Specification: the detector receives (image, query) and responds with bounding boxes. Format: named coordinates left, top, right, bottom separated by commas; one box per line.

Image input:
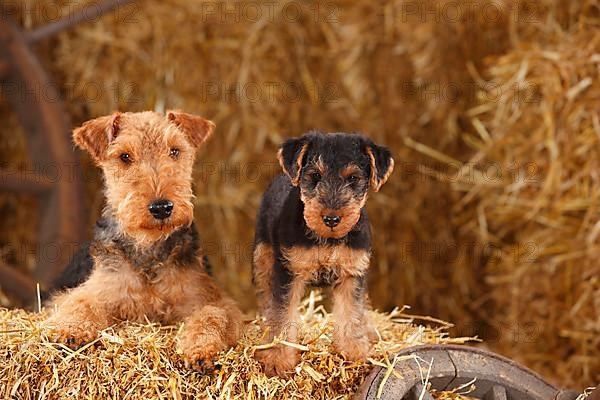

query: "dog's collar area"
left=93, top=217, right=201, bottom=276
left=304, top=227, right=351, bottom=245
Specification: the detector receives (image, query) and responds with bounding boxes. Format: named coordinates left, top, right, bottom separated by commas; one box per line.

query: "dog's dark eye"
left=347, top=175, right=359, bottom=184
left=119, top=153, right=132, bottom=164
left=170, top=148, right=180, bottom=159
left=311, top=172, right=322, bottom=183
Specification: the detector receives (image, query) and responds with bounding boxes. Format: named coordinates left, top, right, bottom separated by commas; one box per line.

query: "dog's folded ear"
left=73, top=112, right=121, bottom=164
left=278, top=138, right=309, bottom=186
left=365, top=141, right=394, bottom=192
left=167, top=110, right=215, bottom=149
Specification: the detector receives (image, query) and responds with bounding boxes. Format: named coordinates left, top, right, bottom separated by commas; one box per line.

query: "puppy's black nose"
left=148, top=199, right=173, bottom=220
left=322, top=215, right=341, bottom=228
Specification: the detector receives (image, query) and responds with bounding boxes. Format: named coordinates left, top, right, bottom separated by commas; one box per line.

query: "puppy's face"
left=73, top=111, right=215, bottom=245
left=279, top=132, right=394, bottom=239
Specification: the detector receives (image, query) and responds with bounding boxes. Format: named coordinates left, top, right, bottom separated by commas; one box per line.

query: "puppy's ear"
left=278, top=138, right=309, bottom=186
left=365, top=141, right=394, bottom=192
left=167, top=110, right=215, bottom=149
left=72, top=112, right=121, bottom=164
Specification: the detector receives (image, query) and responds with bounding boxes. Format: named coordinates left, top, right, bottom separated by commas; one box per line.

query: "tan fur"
left=340, top=163, right=362, bottom=178
left=366, top=146, right=395, bottom=192
left=300, top=194, right=367, bottom=239
left=167, top=110, right=215, bottom=148
left=282, top=245, right=375, bottom=362
left=278, top=143, right=309, bottom=186
left=255, top=276, right=305, bottom=377
left=282, top=245, right=370, bottom=281
left=255, top=245, right=373, bottom=375
left=332, top=277, right=376, bottom=361
left=252, top=243, right=275, bottom=316
left=73, top=113, right=121, bottom=163
left=48, top=111, right=242, bottom=372
left=106, top=112, right=197, bottom=244
left=314, top=156, right=326, bottom=175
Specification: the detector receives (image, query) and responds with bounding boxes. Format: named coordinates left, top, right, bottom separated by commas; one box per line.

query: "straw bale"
left=0, top=292, right=473, bottom=399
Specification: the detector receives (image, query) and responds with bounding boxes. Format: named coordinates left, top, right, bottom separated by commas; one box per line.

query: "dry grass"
left=0, top=292, right=473, bottom=399
left=406, top=2, right=600, bottom=385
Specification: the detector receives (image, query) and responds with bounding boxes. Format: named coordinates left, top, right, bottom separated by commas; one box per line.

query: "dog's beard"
left=304, top=226, right=346, bottom=244
left=105, top=199, right=194, bottom=248
left=301, top=194, right=365, bottom=240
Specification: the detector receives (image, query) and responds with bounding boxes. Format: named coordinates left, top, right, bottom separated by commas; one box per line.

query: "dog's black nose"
left=148, top=199, right=173, bottom=220
left=322, top=215, right=341, bottom=228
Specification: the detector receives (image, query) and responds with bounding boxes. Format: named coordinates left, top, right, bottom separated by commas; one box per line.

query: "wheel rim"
left=0, top=17, right=86, bottom=301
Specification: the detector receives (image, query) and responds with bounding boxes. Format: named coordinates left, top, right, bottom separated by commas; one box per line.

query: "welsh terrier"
left=46, top=111, right=243, bottom=373
left=252, top=131, right=394, bottom=376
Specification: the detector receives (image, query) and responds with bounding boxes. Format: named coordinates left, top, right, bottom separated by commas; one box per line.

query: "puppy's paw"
left=335, top=336, right=372, bottom=362
left=255, top=347, right=299, bottom=378
left=366, top=323, right=379, bottom=344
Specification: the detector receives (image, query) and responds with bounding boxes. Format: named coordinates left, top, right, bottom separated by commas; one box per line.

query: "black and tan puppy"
left=252, top=131, right=394, bottom=376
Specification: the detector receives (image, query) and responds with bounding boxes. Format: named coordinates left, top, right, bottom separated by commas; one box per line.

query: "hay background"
left=0, top=0, right=598, bottom=389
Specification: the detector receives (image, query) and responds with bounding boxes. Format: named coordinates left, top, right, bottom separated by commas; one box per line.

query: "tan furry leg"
left=252, top=242, right=275, bottom=317
left=256, top=276, right=305, bottom=377
left=46, top=263, right=148, bottom=348
left=178, top=298, right=243, bottom=374
left=46, top=284, right=112, bottom=349
left=363, top=292, right=379, bottom=343
left=332, top=276, right=374, bottom=361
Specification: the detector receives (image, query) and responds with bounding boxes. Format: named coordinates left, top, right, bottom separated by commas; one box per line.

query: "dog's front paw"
left=185, top=354, right=219, bottom=374
left=47, top=319, right=98, bottom=349
left=255, top=347, right=299, bottom=378
left=181, top=343, right=222, bottom=375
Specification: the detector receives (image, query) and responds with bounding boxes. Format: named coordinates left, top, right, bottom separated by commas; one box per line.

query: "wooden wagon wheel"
left=0, top=0, right=134, bottom=304
left=355, top=344, right=580, bottom=400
